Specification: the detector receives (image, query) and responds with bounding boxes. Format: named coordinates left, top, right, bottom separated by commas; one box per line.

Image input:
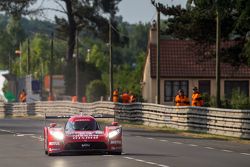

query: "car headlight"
left=50, top=131, right=64, bottom=140
left=108, top=128, right=121, bottom=139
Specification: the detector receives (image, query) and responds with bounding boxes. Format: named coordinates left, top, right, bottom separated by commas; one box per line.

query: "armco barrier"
left=0, top=101, right=249, bottom=139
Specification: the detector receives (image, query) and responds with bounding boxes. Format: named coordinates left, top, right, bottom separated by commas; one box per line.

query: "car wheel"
left=109, top=151, right=122, bottom=155
left=48, top=152, right=57, bottom=156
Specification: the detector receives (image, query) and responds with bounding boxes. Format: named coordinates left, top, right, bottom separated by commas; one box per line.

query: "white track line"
left=221, top=150, right=233, bottom=153
left=240, top=153, right=250, bottom=156
left=204, top=147, right=215, bottom=150
left=0, top=129, right=15, bottom=134
left=160, top=139, right=168, bottom=142
left=31, top=136, right=43, bottom=140
left=16, top=134, right=34, bottom=136
left=124, top=156, right=170, bottom=167
left=103, top=155, right=113, bottom=157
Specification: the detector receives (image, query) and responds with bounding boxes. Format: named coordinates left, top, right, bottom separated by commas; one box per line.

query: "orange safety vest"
left=192, top=92, right=203, bottom=106
left=72, top=96, right=78, bottom=102
left=122, top=93, right=130, bottom=103
left=19, top=92, right=26, bottom=102
left=48, top=95, right=54, bottom=101
left=175, top=95, right=190, bottom=106
left=112, top=90, right=119, bottom=102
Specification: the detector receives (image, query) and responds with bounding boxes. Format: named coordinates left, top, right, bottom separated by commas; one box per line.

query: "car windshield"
left=65, top=120, right=99, bottom=131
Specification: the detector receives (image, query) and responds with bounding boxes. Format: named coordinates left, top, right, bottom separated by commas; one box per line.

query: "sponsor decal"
left=49, top=142, right=60, bottom=146
left=72, top=134, right=99, bottom=140
left=95, top=131, right=104, bottom=135
left=75, top=119, right=91, bottom=122
left=108, top=126, right=119, bottom=130
left=111, top=146, right=122, bottom=150
left=67, top=131, right=96, bottom=135
left=49, top=148, right=61, bottom=151
left=110, top=140, right=122, bottom=145
left=81, top=143, right=90, bottom=148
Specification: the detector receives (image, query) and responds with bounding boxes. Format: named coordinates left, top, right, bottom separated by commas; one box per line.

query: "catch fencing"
left=0, top=101, right=249, bottom=139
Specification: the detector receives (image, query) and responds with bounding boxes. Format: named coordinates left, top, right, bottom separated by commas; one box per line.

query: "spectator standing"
left=121, top=91, right=130, bottom=103
left=19, top=89, right=26, bottom=102
left=175, top=89, right=190, bottom=106
left=191, top=87, right=203, bottom=106
left=112, top=89, right=119, bottom=102
left=129, top=91, right=136, bottom=103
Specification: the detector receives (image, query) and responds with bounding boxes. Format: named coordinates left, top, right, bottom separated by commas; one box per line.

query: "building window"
left=164, top=80, right=189, bottom=102
left=198, top=80, right=211, bottom=96
left=224, top=80, right=249, bottom=99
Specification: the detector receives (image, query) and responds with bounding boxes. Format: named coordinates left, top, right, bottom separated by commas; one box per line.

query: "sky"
left=118, top=0, right=186, bottom=23
left=35, top=0, right=186, bottom=24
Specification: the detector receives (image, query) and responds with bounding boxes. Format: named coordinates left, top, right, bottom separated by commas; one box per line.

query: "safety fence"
left=0, top=101, right=250, bottom=139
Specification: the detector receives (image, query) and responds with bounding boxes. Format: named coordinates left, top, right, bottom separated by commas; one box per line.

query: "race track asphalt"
left=0, top=118, right=249, bottom=167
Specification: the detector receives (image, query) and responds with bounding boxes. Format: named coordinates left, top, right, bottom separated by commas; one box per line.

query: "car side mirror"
left=111, top=122, right=118, bottom=126
left=49, top=123, right=57, bottom=128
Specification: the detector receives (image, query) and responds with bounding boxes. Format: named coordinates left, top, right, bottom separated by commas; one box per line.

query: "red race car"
left=44, top=114, right=122, bottom=156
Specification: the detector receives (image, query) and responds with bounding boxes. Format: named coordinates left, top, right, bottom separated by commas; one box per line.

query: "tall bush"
left=85, top=80, right=107, bottom=102
left=230, top=89, right=250, bottom=109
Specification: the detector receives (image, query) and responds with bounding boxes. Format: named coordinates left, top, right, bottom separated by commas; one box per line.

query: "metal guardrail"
left=0, top=101, right=249, bottom=139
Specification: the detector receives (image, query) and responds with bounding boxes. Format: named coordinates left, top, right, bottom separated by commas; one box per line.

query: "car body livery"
left=44, top=115, right=122, bottom=156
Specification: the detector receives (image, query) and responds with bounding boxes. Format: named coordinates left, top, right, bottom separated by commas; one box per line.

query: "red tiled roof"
left=150, top=40, right=250, bottom=78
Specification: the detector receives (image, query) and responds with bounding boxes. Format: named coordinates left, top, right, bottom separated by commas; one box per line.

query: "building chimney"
left=149, top=20, right=157, bottom=45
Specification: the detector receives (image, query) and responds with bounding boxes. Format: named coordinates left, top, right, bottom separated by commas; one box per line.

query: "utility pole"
left=215, top=5, right=221, bottom=108
left=109, top=17, right=113, bottom=101
left=151, top=0, right=161, bottom=104
left=27, top=38, right=30, bottom=74
left=156, top=7, right=161, bottom=104
left=8, top=53, right=11, bottom=73
left=75, top=29, right=79, bottom=101
left=49, top=32, right=54, bottom=99
left=19, top=43, right=22, bottom=76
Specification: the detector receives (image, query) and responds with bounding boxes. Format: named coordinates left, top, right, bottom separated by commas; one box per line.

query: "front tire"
left=48, top=152, right=57, bottom=156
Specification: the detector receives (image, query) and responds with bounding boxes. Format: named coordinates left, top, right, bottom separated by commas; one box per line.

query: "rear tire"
left=109, top=151, right=122, bottom=155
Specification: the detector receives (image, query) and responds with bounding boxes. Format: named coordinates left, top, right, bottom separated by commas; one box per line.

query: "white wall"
left=0, top=70, right=8, bottom=102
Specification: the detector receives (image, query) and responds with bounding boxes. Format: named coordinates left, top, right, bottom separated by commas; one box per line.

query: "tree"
left=0, top=0, right=37, bottom=17
left=0, top=0, right=37, bottom=71
left=86, top=44, right=108, bottom=72
left=86, top=80, right=107, bottom=102
left=11, top=33, right=66, bottom=78
left=7, top=15, right=26, bottom=49
left=0, top=28, right=12, bottom=69
left=52, top=0, right=121, bottom=61
left=46, top=0, right=122, bottom=97
left=159, top=0, right=250, bottom=107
